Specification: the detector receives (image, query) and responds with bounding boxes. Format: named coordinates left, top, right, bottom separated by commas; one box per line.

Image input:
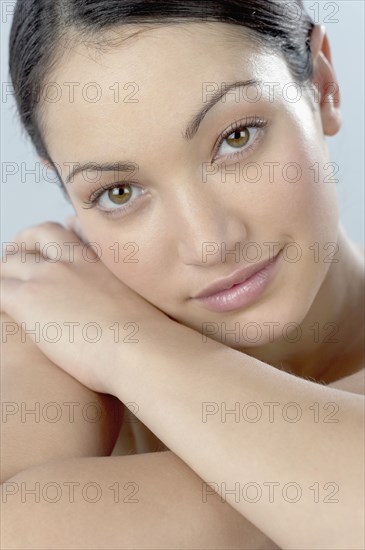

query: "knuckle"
left=13, top=221, right=63, bottom=241
left=10, top=230, right=24, bottom=242
left=38, top=221, right=63, bottom=230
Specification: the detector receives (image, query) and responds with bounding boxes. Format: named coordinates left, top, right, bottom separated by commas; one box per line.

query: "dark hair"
left=9, top=0, right=315, bottom=166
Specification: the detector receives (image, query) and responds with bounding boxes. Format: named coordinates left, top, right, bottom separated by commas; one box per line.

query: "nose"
left=168, top=186, right=249, bottom=267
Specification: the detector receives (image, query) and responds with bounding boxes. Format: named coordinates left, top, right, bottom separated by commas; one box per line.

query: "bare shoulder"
left=327, top=367, right=365, bottom=396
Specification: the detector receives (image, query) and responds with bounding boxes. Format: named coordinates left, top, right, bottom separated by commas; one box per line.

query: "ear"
left=309, top=24, right=341, bottom=136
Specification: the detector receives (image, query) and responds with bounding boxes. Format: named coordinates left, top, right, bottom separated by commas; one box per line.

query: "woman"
left=1, top=1, right=364, bottom=548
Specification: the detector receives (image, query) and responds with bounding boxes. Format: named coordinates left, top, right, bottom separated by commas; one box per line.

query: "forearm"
left=1, top=312, right=123, bottom=482
left=110, top=320, right=365, bottom=550
left=2, top=450, right=280, bottom=550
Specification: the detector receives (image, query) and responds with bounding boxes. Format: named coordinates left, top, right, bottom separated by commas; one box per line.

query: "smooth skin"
left=1, top=310, right=363, bottom=550
left=1, top=21, right=364, bottom=549
left=0, top=311, right=280, bottom=550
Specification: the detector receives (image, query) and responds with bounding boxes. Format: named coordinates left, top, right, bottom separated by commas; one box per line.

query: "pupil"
left=109, top=185, right=131, bottom=204
left=227, top=129, right=249, bottom=148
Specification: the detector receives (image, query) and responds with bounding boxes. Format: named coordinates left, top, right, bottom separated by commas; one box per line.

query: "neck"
left=243, top=224, right=365, bottom=384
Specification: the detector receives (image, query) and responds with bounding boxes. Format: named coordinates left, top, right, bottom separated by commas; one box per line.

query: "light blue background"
left=1, top=0, right=364, bottom=244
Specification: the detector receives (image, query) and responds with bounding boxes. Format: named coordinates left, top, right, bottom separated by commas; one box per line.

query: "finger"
left=9, top=221, right=86, bottom=261
left=1, top=249, right=46, bottom=281
left=12, top=220, right=81, bottom=246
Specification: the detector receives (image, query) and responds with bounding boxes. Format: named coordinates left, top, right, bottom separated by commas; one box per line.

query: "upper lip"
left=192, top=250, right=281, bottom=299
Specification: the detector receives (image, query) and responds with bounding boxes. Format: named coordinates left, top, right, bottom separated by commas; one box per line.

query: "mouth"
left=191, top=249, right=283, bottom=313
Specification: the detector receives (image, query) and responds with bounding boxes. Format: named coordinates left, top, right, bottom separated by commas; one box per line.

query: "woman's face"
left=42, top=22, right=340, bottom=350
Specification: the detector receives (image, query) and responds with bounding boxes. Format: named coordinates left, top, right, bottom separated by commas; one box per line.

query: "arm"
left=109, top=320, right=365, bottom=550
left=325, top=368, right=365, bottom=395
left=0, top=311, right=123, bottom=482
left=2, top=306, right=362, bottom=549
left=1, top=222, right=362, bottom=547
left=0, top=311, right=281, bottom=549
left=2, top=325, right=361, bottom=550
left=2, top=450, right=281, bottom=550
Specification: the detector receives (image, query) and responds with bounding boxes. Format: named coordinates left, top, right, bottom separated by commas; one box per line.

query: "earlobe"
left=321, top=90, right=341, bottom=136
left=310, top=25, right=341, bottom=136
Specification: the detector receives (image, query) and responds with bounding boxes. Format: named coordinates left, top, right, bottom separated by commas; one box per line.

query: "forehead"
left=41, top=22, right=286, bottom=161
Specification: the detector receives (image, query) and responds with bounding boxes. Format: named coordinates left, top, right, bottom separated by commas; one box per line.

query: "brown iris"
left=108, top=185, right=132, bottom=205
left=226, top=129, right=250, bottom=148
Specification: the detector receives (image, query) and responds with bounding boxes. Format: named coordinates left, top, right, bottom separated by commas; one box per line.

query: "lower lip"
left=193, top=250, right=282, bottom=313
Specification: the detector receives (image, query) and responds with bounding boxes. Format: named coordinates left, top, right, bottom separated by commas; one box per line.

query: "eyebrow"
left=65, top=78, right=261, bottom=185
left=65, top=162, right=138, bottom=185
left=184, top=78, right=262, bottom=140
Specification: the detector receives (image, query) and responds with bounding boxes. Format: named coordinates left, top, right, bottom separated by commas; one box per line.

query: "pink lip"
left=192, top=249, right=282, bottom=312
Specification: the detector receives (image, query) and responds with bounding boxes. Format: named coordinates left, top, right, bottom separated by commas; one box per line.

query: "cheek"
left=273, top=161, right=339, bottom=302
left=225, top=125, right=340, bottom=312
left=260, top=143, right=339, bottom=319
left=279, top=152, right=339, bottom=245
left=86, top=232, right=167, bottom=301
left=74, top=210, right=173, bottom=303
left=100, top=246, right=152, bottom=286
left=251, top=128, right=339, bottom=246
left=248, top=98, right=339, bottom=243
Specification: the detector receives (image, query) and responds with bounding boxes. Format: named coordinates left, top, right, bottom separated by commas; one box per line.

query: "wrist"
left=105, top=313, right=179, bottom=396
left=107, top=314, right=223, bottom=399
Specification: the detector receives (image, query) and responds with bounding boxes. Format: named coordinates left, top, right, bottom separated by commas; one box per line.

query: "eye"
left=213, top=116, right=268, bottom=162
left=82, top=181, right=145, bottom=217
left=99, top=184, right=133, bottom=207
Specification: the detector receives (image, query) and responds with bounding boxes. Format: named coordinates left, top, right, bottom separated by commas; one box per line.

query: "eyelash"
left=81, top=179, right=144, bottom=218
left=81, top=114, right=268, bottom=217
left=212, top=115, right=268, bottom=162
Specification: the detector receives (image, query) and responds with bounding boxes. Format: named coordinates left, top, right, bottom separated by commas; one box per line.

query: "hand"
left=1, top=219, right=169, bottom=394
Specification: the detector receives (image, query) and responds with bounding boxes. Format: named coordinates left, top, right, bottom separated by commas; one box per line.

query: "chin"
left=188, top=281, right=318, bottom=351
